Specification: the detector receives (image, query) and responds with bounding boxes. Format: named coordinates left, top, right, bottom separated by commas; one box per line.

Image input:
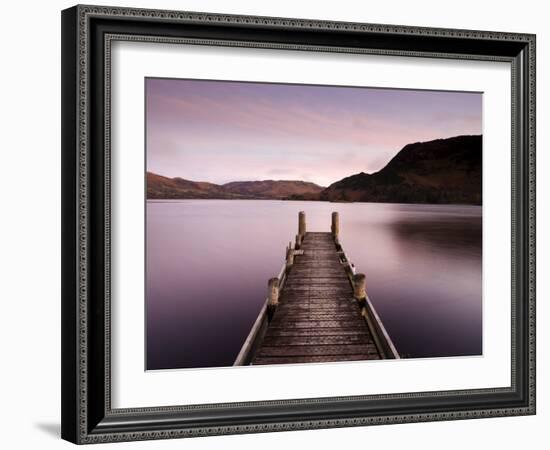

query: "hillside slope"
left=320, top=135, right=482, bottom=205
left=147, top=172, right=325, bottom=200
left=223, top=180, right=323, bottom=200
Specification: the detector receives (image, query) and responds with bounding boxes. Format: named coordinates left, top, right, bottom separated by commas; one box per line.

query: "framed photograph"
left=61, top=5, right=536, bottom=444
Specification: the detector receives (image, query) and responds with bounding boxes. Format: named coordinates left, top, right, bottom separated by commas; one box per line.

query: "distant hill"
left=146, top=172, right=325, bottom=200
left=147, top=172, right=236, bottom=199
left=223, top=180, right=324, bottom=199
left=319, top=135, right=482, bottom=205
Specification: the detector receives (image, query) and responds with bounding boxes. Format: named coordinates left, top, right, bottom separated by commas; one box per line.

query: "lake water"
left=146, top=200, right=482, bottom=370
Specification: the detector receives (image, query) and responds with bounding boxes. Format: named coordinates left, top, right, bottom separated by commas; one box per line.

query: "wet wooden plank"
left=253, top=354, right=380, bottom=365
left=283, top=283, right=351, bottom=290
left=267, top=320, right=365, bottom=329
left=265, top=328, right=369, bottom=337
left=280, top=295, right=353, bottom=301
left=270, top=311, right=363, bottom=320
left=277, top=301, right=356, bottom=308
left=253, top=356, right=380, bottom=365
left=283, top=286, right=352, bottom=293
left=286, top=275, right=348, bottom=281
left=276, top=305, right=359, bottom=314
left=256, top=344, right=376, bottom=357
left=271, top=313, right=362, bottom=322
left=284, top=281, right=349, bottom=287
left=262, top=335, right=372, bottom=346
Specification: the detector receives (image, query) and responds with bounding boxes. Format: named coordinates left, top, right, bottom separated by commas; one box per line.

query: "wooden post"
left=295, top=233, right=301, bottom=250
left=353, top=273, right=366, bottom=301
left=286, top=249, right=295, bottom=273
left=298, top=211, right=306, bottom=237
left=268, top=277, right=280, bottom=306
left=267, top=277, right=279, bottom=321
left=286, top=242, right=293, bottom=259
left=343, top=261, right=353, bottom=278
left=331, top=211, right=339, bottom=237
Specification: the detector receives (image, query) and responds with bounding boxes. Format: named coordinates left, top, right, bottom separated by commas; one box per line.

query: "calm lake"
left=146, top=200, right=482, bottom=370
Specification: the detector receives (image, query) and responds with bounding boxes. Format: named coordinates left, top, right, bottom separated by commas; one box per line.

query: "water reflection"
left=390, top=217, right=481, bottom=254
left=146, top=200, right=482, bottom=369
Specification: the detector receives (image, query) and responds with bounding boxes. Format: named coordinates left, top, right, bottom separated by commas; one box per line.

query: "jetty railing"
left=337, top=244, right=400, bottom=359
left=232, top=264, right=285, bottom=366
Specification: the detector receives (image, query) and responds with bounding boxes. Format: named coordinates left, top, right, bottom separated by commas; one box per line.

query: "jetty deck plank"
left=251, top=232, right=381, bottom=365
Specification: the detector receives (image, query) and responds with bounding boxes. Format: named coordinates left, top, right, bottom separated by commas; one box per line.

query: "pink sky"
left=146, top=78, right=482, bottom=187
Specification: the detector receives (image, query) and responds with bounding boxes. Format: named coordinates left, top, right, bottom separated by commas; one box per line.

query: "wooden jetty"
left=234, top=212, right=399, bottom=366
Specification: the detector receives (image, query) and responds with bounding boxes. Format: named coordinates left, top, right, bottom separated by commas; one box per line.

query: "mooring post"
left=343, top=260, right=353, bottom=278
left=268, top=277, right=279, bottom=305
left=334, top=234, right=341, bottom=251
left=298, top=211, right=306, bottom=242
left=267, top=277, right=280, bottom=321
left=353, top=273, right=367, bottom=301
left=286, top=248, right=295, bottom=273
left=286, top=242, right=293, bottom=259
left=295, top=233, right=301, bottom=250
left=331, top=211, right=339, bottom=237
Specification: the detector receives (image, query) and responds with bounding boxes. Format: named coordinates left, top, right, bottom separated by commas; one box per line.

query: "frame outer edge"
left=77, top=3, right=534, bottom=41
left=64, top=4, right=537, bottom=444
left=527, top=33, right=536, bottom=414
left=61, top=5, right=80, bottom=445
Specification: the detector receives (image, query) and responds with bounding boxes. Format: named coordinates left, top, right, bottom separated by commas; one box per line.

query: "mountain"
left=146, top=172, right=236, bottom=199
left=146, top=172, right=325, bottom=200
left=223, top=180, right=324, bottom=200
left=320, top=135, right=482, bottom=205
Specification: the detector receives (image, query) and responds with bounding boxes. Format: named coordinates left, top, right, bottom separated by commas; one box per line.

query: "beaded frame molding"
left=61, top=4, right=536, bottom=444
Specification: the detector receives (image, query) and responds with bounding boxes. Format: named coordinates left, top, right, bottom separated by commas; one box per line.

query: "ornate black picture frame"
left=61, top=4, right=536, bottom=444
